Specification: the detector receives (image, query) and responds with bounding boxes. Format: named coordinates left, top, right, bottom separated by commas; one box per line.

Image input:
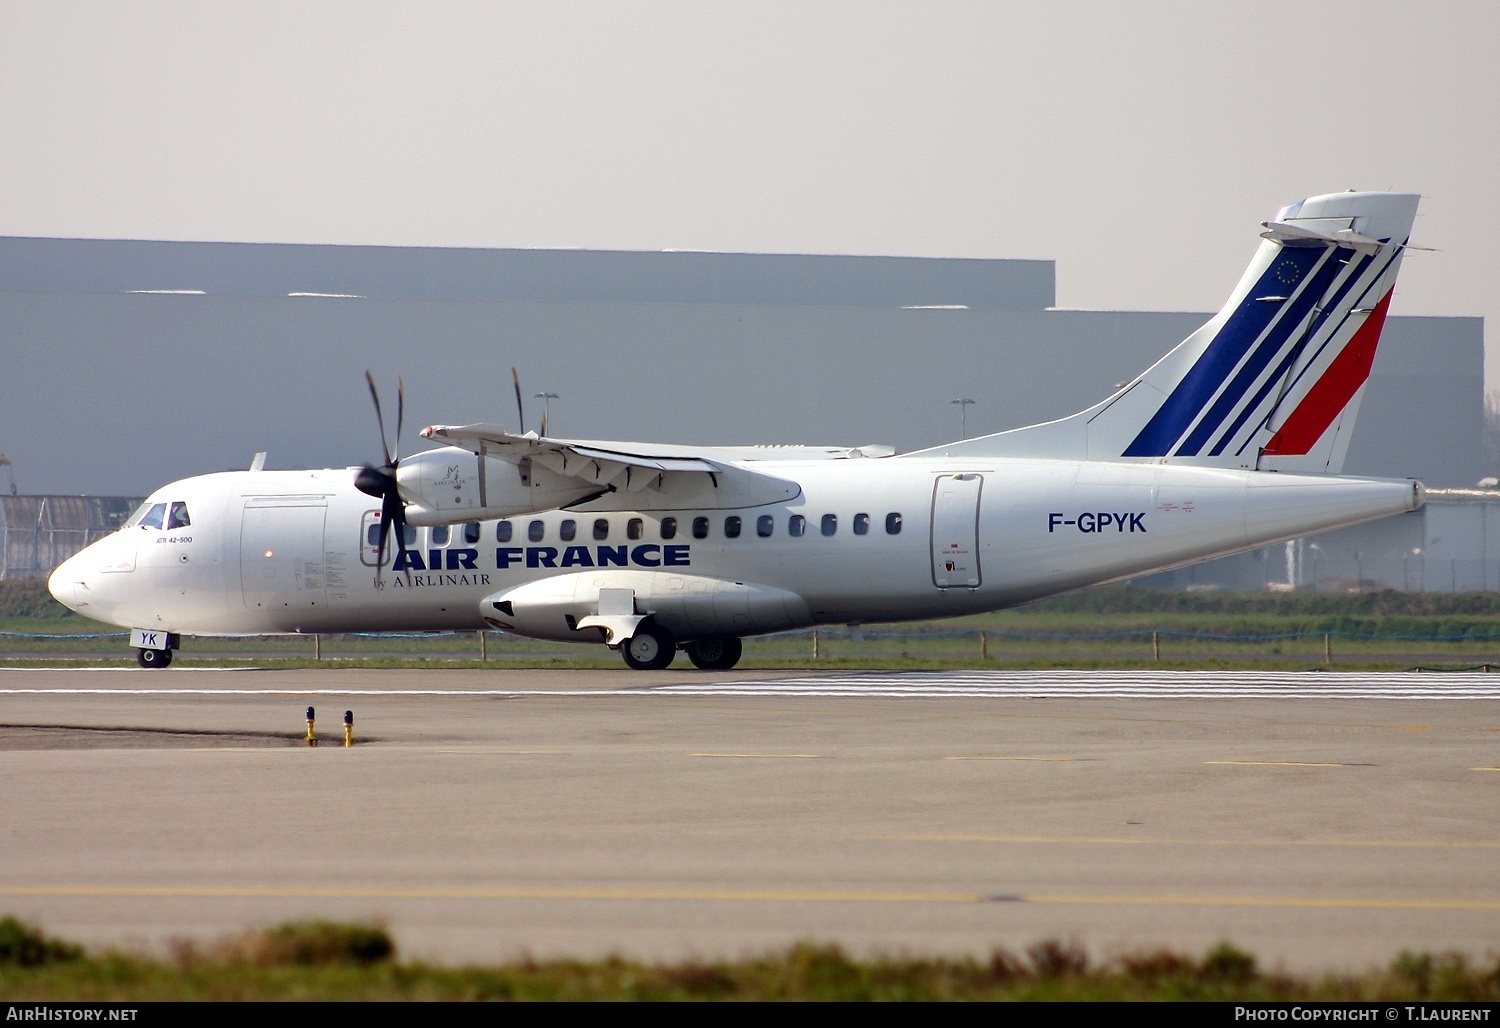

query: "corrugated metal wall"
left=0, top=496, right=141, bottom=579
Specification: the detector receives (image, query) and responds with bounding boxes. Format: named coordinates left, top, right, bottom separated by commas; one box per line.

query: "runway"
left=1, top=665, right=1498, bottom=971
left=9, top=667, right=1500, bottom=698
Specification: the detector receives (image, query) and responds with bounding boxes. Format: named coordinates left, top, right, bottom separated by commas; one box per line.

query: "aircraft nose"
left=48, top=554, right=83, bottom=613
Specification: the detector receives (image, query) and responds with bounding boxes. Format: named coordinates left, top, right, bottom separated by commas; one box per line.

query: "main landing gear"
left=618, top=625, right=744, bottom=672
left=622, top=622, right=676, bottom=670
left=685, top=637, right=742, bottom=670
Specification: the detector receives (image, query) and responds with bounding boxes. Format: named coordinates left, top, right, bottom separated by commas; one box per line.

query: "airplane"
left=49, top=190, right=1426, bottom=671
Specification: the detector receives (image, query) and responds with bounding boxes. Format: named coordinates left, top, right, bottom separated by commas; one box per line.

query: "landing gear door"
left=240, top=499, right=329, bottom=611
left=931, top=474, right=982, bottom=588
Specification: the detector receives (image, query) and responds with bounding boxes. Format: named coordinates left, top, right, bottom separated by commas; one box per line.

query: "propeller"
left=354, top=371, right=412, bottom=580
left=511, top=367, right=526, bottom=434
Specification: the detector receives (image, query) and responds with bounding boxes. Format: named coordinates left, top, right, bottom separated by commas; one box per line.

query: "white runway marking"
left=652, top=670, right=1500, bottom=700
left=2, top=669, right=1499, bottom=699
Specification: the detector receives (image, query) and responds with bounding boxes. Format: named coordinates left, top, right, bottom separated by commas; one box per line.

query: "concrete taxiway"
left=1, top=665, right=1497, bottom=971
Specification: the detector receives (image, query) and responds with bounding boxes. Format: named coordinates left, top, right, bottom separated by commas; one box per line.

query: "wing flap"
left=421, top=423, right=722, bottom=495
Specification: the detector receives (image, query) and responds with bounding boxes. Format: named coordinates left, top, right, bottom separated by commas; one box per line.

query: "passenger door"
left=930, top=474, right=982, bottom=588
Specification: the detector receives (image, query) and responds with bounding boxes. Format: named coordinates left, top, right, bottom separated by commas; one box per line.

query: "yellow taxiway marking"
left=180, top=747, right=297, bottom=752
left=435, top=749, right=568, bottom=755
left=1017, top=894, right=1500, bottom=911
left=2, top=885, right=1497, bottom=911
left=0, top=885, right=963, bottom=904
left=690, top=752, right=822, bottom=759
left=1471, top=767, right=1500, bottom=772
left=871, top=833, right=1500, bottom=849
left=945, top=756, right=1082, bottom=761
left=1205, top=760, right=1359, bottom=767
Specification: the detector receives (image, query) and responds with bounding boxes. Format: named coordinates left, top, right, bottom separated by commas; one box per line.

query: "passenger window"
left=366, top=524, right=381, bottom=547
left=660, top=517, right=678, bottom=540
left=821, top=514, right=837, bottom=537
left=788, top=514, right=806, bottom=538
left=402, top=525, right=417, bottom=547
left=593, top=518, right=610, bottom=541
left=139, top=503, right=166, bottom=530
left=167, top=502, right=191, bottom=530
left=497, top=520, right=513, bottom=543
left=432, top=524, right=450, bottom=546
left=724, top=516, right=741, bottom=539
left=627, top=518, right=643, bottom=540
left=559, top=519, right=577, bottom=542
left=886, top=512, right=903, bottom=535
left=692, top=516, right=709, bottom=539
left=853, top=513, right=870, bottom=536
left=757, top=515, right=774, bottom=538
left=528, top=520, right=545, bottom=542
left=463, top=522, right=481, bottom=545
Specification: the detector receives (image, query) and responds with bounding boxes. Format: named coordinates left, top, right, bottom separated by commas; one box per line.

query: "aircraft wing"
left=421, top=423, right=892, bottom=497
left=421, top=424, right=724, bottom=493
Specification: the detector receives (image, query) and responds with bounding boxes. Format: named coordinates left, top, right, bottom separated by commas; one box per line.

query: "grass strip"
left=2, top=916, right=1498, bottom=1001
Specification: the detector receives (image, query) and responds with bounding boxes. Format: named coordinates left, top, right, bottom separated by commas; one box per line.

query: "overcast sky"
left=3, top=1, right=1496, bottom=388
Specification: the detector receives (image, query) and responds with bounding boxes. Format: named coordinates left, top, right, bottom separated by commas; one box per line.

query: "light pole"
left=534, top=392, right=559, bottom=435
left=951, top=398, right=976, bottom=439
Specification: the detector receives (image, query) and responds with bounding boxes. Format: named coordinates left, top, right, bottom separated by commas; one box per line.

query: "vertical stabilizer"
left=913, top=191, right=1419, bottom=473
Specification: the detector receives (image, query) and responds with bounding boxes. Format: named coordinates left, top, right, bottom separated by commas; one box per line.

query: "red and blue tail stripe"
left=1122, top=246, right=1327, bottom=457
left=1208, top=248, right=1381, bottom=457
left=1262, top=289, right=1393, bottom=456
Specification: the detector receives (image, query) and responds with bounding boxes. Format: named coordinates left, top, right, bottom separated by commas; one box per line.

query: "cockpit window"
left=138, top=503, right=166, bottom=530
left=167, top=502, right=191, bottom=530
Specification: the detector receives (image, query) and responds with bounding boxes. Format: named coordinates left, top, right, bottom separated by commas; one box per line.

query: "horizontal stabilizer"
left=1260, top=220, right=1383, bottom=253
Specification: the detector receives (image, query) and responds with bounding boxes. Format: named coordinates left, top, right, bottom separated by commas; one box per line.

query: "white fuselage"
left=50, top=451, right=1422, bottom=645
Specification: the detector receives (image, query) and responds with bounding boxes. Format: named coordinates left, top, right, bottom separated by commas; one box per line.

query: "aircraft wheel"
left=622, top=623, right=675, bottom=671
left=136, top=647, right=173, bottom=669
left=686, top=637, right=742, bottom=670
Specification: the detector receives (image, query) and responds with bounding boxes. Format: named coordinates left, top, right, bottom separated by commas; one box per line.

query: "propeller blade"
left=361, top=371, right=411, bottom=583
left=394, top=376, right=405, bottom=463
left=374, top=505, right=391, bottom=578
left=385, top=488, right=411, bottom=582
left=365, top=370, right=392, bottom=467
left=512, top=367, right=525, bottom=434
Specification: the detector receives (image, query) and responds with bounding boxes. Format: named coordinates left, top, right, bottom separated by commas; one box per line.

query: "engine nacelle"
left=396, top=447, right=602, bottom=526
left=479, top=570, right=813, bottom=644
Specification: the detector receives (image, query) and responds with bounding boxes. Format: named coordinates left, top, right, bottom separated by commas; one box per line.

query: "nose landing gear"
left=129, top=630, right=179, bottom=669
left=136, top=647, right=173, bottom=669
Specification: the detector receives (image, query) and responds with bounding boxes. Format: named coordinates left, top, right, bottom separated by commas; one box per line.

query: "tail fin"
left=924, top=191, right=1419, bottom=473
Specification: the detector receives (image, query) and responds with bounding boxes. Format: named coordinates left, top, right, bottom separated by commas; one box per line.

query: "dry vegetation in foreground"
left=2, top=916, right=1499, bottom=1001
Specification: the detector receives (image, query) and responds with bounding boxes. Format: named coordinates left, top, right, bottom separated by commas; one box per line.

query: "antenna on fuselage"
left=249, top=452, right=267, bottom=472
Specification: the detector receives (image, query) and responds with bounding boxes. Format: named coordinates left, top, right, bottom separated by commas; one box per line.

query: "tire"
left=621, top=623, right=675, bottom=671
left=136, top=647, right=173, bottom=669
left=686, top=637, right=743, bottom=670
